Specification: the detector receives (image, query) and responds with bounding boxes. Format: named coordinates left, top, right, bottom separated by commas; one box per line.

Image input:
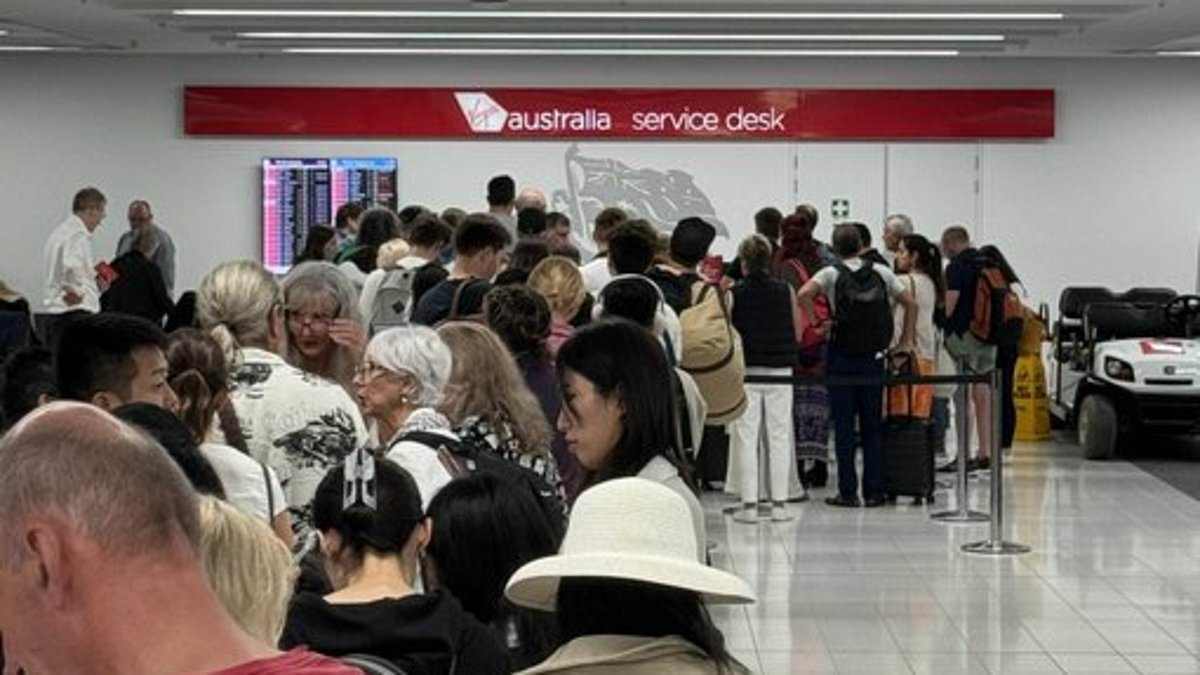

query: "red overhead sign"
left=184, top=87, right=1055, bottom=140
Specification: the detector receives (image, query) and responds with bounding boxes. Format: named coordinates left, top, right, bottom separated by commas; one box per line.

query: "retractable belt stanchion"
left=962, top=367, right=1031, bottom=556
left=931, top=358, right=989, bottom=524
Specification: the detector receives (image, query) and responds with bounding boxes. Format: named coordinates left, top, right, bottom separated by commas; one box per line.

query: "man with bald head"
left=515, top=186, right=548, bottom=213
left=116, top=199, right=176, bottom=296
left=0, top=403, right=360, bottom=674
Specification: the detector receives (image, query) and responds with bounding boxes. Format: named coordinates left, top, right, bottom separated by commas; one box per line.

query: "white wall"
left=1, top=54, right=1199, bottom=312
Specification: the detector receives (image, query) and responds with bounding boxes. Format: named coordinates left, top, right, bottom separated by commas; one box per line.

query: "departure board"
left=331, top=157, right=398, bottom=216
left=262, top=158, right=331, bottom=275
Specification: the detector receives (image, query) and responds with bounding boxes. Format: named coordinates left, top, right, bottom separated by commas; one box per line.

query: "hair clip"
left=343, top=448, right=377, bottom=511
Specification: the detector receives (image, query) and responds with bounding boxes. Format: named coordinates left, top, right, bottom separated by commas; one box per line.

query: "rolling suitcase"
left=883, top=354, right=936, bottom=505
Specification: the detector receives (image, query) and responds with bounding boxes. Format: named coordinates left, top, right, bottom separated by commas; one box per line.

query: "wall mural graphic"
left=551, top=144, right=730, bottom=255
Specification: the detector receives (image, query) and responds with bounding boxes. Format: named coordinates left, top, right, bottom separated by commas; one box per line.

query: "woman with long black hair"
left=555, top=319, right=706, bottom=561
left=979, top=244, right=1024, bottom=451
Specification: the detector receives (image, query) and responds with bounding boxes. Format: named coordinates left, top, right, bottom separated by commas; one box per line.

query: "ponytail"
left=170, top=368, right=214, bottom=444
left=209, top=324, right=242, bottom=373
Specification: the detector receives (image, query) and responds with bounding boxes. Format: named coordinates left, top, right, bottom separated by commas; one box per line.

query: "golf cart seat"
left=1060, top=287, right=1117, bottom=321
left=1120, top=287, right=1177, bottom=307
left=1057, top=287, right=1116, bottom=360
left=1084, top=302, right=1171, bottom=342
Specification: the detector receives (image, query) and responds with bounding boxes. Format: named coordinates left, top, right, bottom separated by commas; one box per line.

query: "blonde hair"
left=436, top=322, right=552, bottom=455
left=528, top=256, right=586, bottom=318
left=281, top=262, right=364, bottom=393
left=196, top=261, right=282, bottom=369
left=376, top=239, right=413, bottom=270
left=197, top=497, right=296, bottom=644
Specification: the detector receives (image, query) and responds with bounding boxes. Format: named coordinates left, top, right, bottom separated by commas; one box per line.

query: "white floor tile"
left=1050, top=653, right=1138, bottom=674
left=699, top=438, right=1200, bottom=675
left=1123, top=653, right=1200, bottom=674
left=831, top=652, right=916, bottom=674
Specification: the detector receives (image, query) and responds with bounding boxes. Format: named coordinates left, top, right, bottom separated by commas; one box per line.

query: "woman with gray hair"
left=281, top=261, right=367, bottom=395
left=355, top=324, right=457, bottom=507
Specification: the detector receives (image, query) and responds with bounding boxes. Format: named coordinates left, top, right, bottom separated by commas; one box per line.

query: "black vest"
left=732, top=273, right=797, bottom=368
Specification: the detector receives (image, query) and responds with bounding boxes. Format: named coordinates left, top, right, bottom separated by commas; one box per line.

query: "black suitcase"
left=883, top=419, right=936, bottom=504
left=883, top=355, right=936, bottom=504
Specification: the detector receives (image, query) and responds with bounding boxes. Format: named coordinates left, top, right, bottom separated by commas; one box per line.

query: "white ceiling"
left=3, top=0, right=1200, bottom=56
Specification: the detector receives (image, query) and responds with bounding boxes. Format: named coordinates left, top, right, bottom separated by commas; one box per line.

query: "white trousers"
left=731, top=374, right=794, bottom=505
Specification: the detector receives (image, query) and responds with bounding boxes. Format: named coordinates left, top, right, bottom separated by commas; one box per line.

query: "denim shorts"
left=945, top=331, right=997, bottom=374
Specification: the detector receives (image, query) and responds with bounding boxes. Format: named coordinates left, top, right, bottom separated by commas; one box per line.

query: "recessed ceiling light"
left=0, top=30, right=8, bottom=37
left=241, top=32, right=1004, bottom=42
left=178, top=9, right=1062, bottom=21
left=281, top=47, right=961, bottom=57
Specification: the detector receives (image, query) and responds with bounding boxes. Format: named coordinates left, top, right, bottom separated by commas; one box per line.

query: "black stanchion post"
left=962, top=367, right=1031, bottom=556
left=932, top=358, right=989, bottom=525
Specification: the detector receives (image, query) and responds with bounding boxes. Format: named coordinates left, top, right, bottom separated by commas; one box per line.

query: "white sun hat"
left=504, top=477, right=756, bottom=612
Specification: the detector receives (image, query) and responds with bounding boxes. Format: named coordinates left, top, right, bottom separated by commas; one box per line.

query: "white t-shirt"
left=384, top=431, right=456, bottom=511
left=581, top=256, right=612, bottom=295
left=892, top=273, right=938, bottom=359
left=230, top=347, right=369, bottom=545
left=638, top=455, right=707, bottom=562
left=200, top=442, right=287, bottom=524
left=811, top=257, right=906, bottom=315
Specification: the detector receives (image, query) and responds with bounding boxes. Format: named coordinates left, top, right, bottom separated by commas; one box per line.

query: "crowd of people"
left=0, top=176, right=1030, bottom=674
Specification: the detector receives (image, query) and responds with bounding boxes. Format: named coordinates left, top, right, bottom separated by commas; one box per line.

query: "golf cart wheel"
left=1078, top=394, right=1119, bottom=460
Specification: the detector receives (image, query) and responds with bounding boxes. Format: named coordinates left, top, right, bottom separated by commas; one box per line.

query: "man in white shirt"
left=116, top=200, right=177, bottom=297
left=42, top=187, right=107, bottom=346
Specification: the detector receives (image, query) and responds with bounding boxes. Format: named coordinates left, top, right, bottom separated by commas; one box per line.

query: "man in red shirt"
left=0, top=402, right=361, bottom=675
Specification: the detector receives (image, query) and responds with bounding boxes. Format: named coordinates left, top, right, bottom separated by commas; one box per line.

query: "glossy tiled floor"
left=706, top=441, right=1200, bottom=675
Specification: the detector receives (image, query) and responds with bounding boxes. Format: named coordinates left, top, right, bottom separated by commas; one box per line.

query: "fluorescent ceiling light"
left=242, top=32, right=1004, bottom=42
left=1157, top=50, right=1200, bottom=56
left=0, top=45, right=73, bottom=52
left=282, top=47, right=960, bottom=57
left=179, top=9, right=1062, bottom=21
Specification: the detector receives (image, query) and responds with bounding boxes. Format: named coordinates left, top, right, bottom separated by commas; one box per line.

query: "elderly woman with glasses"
left=281, top=261, right=368, bottom=395
left=354, top=325, right=457, bottom=508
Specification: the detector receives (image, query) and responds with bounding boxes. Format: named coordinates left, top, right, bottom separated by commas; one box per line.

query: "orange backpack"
left=969, top=261, right=1024, bottom=346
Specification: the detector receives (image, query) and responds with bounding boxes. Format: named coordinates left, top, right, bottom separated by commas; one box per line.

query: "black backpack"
left=398, top=430, right=566, bottom=538
left=832, top=261, right=894, bottom=355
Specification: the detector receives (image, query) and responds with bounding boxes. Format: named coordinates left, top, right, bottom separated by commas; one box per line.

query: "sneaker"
left=771, top=503, right=794, bottom=521
left=733, top=505, right=764, bottom=524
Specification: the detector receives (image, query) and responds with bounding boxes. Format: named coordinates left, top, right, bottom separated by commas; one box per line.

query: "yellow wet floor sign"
left=1015, top=307, right=1051, bottom=441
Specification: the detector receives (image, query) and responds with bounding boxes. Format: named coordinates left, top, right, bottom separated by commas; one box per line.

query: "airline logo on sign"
left=451, top=90, right=801, bottom=137
left=454, top=92, right=509, bottom=133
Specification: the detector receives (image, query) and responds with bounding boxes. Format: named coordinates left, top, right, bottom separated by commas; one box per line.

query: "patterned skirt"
left=794, top=354, right=831, bottom=461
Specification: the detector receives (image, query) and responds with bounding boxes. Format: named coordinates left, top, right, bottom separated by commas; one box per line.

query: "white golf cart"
left=1049, top=286, right=1200, bottom=459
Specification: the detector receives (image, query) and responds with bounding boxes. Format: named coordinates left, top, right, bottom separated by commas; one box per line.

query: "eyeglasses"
left=286, top=310, right=336, bottom=332
left=355, top=361, right=394, bottom=381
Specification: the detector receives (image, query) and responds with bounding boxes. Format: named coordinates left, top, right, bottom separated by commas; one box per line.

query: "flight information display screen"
left=262, top=158, right=331, bottom=275
left=331, top=157, right=399, bottom=217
